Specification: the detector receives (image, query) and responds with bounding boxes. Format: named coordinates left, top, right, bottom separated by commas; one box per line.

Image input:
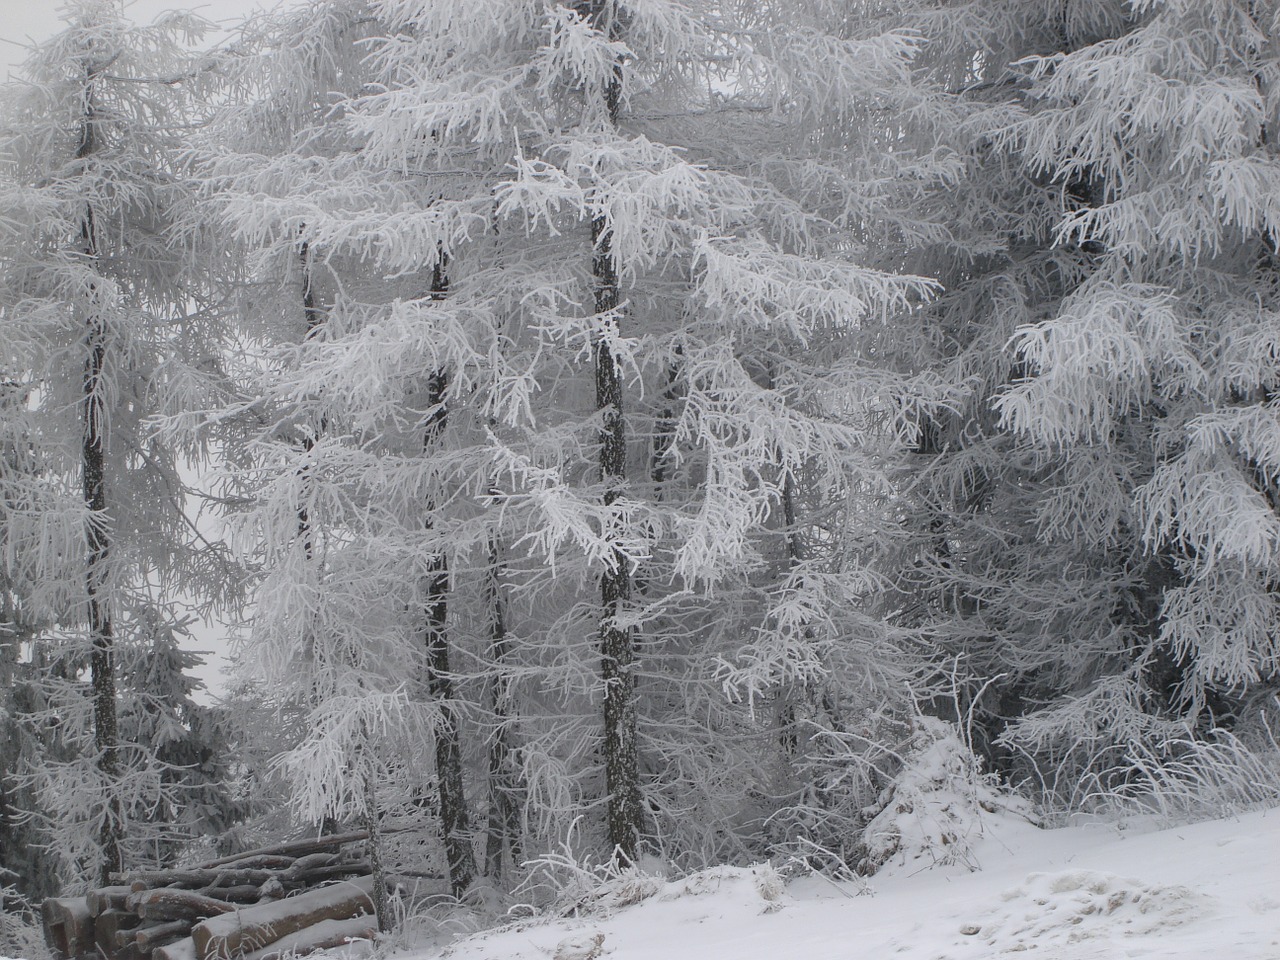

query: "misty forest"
left=2, top=1, right=1280, bottom=958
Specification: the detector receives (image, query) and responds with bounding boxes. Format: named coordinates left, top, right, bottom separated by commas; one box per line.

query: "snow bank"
left=385, top=804, right=1280, bottom=960
left=960, top=869, right=1212, bottom=952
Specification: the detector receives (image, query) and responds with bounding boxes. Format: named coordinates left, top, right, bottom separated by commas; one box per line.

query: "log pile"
left=42, top=832, right=381, bottom=960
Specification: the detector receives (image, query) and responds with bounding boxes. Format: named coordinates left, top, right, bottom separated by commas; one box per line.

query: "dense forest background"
left=3, top=0, right=1279, bottom=926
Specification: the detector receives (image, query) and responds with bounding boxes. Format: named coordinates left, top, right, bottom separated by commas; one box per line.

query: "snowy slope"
left=400, top=807, right=1280, bottom=960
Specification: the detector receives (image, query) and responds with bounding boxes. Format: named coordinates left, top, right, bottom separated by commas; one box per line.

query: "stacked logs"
left=42, top=832, right=383, bottom=960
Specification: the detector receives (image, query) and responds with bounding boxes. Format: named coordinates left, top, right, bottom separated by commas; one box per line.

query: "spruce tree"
left=891, top=0, right=1280, bottom=792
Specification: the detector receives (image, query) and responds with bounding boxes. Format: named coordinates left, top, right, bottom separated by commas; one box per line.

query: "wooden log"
left=89, top=885, right=134, bottom=918
left=41, top=898, right=65, bottom=959
left=41, top=897, right=93, bottom=960
left=209, top=855, right=295, bottom=871
left=292, top=863, right=371, bottom=884
left=116, top=922, right=174, bottom=953
left=95, top=908, right=141, bottom=957
left=278, top=853, right=338, bottom=879
left=136, top=889, right=236, bottom=923
left=152, top=937, right=197, bottom=960
left=192, top=877, right=375, bottom=960
left=199, top=884, right=261, bottom=904
left=240, top=916, right=377, bottom=960
left=136, top=920, right=194, bottom=951
left=197, top=832, right=368, bottom=870
left=124, top=868, right=283, bottom=890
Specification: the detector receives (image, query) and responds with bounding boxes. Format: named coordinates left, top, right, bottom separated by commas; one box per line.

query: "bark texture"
left=482, top=534, right=522, bottom=879
left=585, top=0, right=641, bottom=863
left=421, top=257, right=475, bottom=896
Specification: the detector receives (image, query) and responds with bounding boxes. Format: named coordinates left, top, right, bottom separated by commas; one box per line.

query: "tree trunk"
left=482, top=531, right=522, bottom=880
left=296, top=238, right=325, bottom=558
left=77, top=63, right=122, bottom=887
left=360, top=772, right=388, bottom=931
left=421, top=257, right=475, bottom=897
left=586, top=0, right=641, bottom=863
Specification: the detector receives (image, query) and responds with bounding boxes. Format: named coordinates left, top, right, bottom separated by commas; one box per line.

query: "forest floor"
left=391, top=803, right=1280, bottom=960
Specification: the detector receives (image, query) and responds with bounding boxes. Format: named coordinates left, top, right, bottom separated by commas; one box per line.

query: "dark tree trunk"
left=421, top=258, right=475, bottom=898
left=585, top=0, right=641, bottom=862
left=482, top=532, right=522, bottom=880
left=77, top=67, right=122, bottom=887
left=635, top=352, right=681, bottom=597
left=361, top=775, right=388, bottom=931
left=649, top=354, right=681, bottom=493
left=296, top=238, right=326, bottom=559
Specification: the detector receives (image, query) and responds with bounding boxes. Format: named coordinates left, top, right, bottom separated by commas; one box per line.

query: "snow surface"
left=383, top=806, right=1280, bottom=960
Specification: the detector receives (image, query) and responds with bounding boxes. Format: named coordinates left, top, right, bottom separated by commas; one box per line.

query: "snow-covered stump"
left=192, top=876, right=376, bottom=960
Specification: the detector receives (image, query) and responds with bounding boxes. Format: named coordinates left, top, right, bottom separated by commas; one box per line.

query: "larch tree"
left=188, top=0, right=491, bottom=905
left=177, top=0, right=941, bottom=894
left=249, top=0, right=952, bottom=877
left=0, top=0, right=227, bottom=885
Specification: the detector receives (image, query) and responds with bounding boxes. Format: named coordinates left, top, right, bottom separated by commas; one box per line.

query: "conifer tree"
left=0, top=0, right=227, bottom=885
left=210, top=0, right=947, bottom=877
left=116, top=610, right=244, bottom=864
left=890, top=0, right=1280, bottom=790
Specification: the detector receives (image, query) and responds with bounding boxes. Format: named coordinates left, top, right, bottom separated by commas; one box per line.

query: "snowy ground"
left=392, top=806, right=1280, bottom=960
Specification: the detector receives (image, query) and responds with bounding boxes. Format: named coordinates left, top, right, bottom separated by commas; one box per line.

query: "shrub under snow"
left=860, top=717, right=1033, bottom=873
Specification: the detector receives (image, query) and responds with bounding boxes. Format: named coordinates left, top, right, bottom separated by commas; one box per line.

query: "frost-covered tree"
left=0, top=605, right=62, bottom=900
left=183, top=0, right=456, bottom=914
left=115, top=610, right=245, bottom=864
left=0, top=0, right=228, bottom=885
left=888, top=0, right=1280, bottom=794
left=196, top=0, right=953, bottom=887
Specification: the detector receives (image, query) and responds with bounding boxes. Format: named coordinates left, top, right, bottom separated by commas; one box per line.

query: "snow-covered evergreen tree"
left=115, top=609, right=245, bottom=863
left=0, top=0, right=229, bottom=885
left=192, top=0, right=956, bottom=888
left=889, top=0, right=1280, bottom=796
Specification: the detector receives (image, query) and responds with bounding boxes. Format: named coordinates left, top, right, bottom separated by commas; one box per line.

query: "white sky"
left=1, top=0, right=283, bottom=700
left=0, top=0, right=274, bottom=83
